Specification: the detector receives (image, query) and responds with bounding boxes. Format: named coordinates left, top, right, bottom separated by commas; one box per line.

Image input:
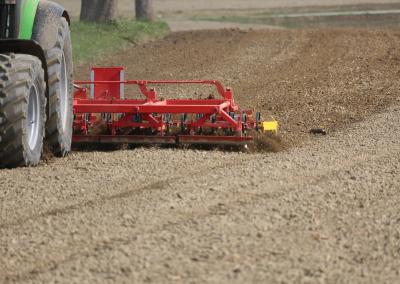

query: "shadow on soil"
left=71, top=133, right=286, bottom=154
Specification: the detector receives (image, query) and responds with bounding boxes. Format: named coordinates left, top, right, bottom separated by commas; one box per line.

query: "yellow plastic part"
left=261, top=120, right=278, bottom=134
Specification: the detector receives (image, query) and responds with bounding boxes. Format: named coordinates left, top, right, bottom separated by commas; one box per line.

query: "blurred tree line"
left=80, top=0, right=154, bottom=22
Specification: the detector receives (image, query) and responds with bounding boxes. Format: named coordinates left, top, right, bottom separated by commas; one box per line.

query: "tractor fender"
left=31, top=1, right=70, bottom=51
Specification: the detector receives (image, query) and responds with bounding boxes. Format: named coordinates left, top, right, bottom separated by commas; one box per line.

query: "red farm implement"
left=73, top=67, right=277, bottom=147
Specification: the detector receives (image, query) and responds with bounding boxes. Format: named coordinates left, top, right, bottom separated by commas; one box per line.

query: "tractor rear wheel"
left=0, top=54, right=46, bottom=168
left=43, top=17, right=73, bottom=157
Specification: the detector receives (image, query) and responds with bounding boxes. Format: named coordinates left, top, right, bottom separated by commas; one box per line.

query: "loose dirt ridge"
left=1, top=28, right=400, bottom=283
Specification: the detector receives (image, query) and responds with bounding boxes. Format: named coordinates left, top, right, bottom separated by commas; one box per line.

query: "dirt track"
left=1, top=29, right=400, bottom=283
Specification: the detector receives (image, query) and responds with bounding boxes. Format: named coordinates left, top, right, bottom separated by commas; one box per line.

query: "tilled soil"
left=78, top=28, right=400, bottom=146
left=1, top=29, right=400, bottom=283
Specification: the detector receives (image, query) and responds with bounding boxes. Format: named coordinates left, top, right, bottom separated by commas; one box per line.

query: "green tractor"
left=0, top=0, right=73, bottom=168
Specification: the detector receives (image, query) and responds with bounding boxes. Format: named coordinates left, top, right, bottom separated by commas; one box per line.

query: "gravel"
left=1, top=27, right=400, bottom=283
left=1, top=106, right=399, bottom=284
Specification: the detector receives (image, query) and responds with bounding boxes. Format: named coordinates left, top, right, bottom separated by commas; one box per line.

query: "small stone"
left=122, top=214, right=132, bottom=220
left=233, top=267, right=241, bottom=274
left=310, top=128, right=327, bottom=135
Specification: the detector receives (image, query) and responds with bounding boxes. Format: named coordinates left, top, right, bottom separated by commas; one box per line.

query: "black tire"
left=43, top=17, right=73, bottom=157
left=0, top=54, right=46, bottom=168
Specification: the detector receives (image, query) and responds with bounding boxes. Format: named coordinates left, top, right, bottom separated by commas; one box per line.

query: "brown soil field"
left=1, top=28, right=400, bottom=283
left=77, top=28, right=400, bottom=146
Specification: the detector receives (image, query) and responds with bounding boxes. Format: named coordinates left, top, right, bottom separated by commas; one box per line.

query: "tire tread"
left=0, top=53, right=46, bottom=168
left=44, top=17, right=73, bottom=157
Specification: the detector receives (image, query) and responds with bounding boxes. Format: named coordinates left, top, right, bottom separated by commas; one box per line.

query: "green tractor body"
left=1, top=0, right=39, bottom=39
left=20, top=0, right=40, bottom=39
left=0, top=0, right=73, bottom=168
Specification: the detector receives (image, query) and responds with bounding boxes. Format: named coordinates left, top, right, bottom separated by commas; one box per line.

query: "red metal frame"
left=73, top=68, right=257, bottom=145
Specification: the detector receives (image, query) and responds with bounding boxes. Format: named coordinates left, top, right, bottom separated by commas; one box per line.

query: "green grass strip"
left=71, top=20, right=169, bottom=63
